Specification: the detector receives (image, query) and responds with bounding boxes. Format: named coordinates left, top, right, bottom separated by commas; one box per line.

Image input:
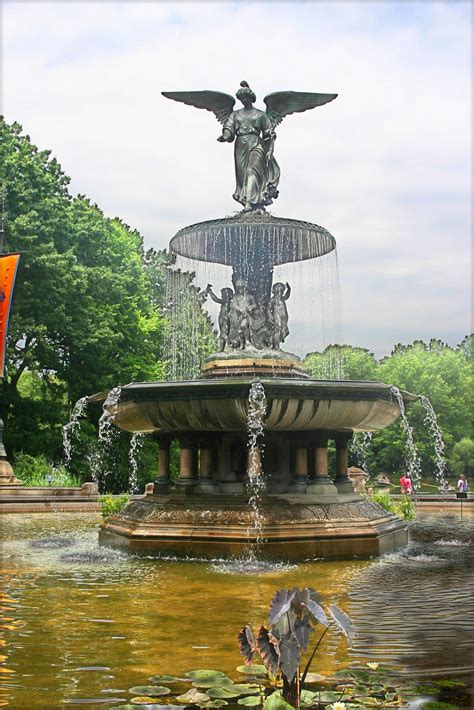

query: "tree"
left=0, top=117, right=165, bottom=461
left=450, top=438, right=474, bottom=477
left=305, top=344, right=378, bottom=380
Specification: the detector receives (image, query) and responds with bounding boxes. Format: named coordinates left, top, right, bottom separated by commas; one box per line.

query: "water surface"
left=0, top=512, right=472, bottom=708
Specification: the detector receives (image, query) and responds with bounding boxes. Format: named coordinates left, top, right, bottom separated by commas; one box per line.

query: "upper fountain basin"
left=101, top=378, right=417, bottom=434
left=169, top=212, right=336, bottom=267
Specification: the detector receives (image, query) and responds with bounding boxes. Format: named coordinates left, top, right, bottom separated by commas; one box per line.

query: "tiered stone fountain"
left=99, top=81, right=414, bottom=560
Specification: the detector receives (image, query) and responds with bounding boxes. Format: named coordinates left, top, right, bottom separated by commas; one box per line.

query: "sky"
left=2, top=1, right=472, bottom=358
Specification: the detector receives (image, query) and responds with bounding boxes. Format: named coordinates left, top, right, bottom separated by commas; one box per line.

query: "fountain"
left=99, top=80, right=416, bottom=560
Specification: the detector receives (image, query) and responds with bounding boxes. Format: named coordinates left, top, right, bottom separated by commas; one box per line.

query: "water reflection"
left=0, top=512, right=472, bottom=708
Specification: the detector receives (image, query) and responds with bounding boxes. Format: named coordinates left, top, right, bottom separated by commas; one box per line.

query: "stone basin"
left=102, top=377, right=416, bottom=435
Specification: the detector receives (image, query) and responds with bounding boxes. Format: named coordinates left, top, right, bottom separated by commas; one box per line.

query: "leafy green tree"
left=369, top=339, right=473, bottom=478
left=0, top=117, right=164, bottom=464
left=305, top=344, right=378, bottom=380
left=450, top=438, right=474, bottom=477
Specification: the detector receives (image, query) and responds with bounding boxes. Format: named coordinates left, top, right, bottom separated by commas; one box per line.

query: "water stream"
left=419, top=395, right=449, bottom=487
left=128, top=433, right=145, bottom=494
left=62, top=396, right=88, bottom=467
left=245, top=381, right=267, bottom=559
left=390, top=386, right=422, bottom=488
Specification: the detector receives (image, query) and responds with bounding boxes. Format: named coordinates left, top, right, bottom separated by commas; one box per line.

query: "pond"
left=0, top=512, right=472, bottom=708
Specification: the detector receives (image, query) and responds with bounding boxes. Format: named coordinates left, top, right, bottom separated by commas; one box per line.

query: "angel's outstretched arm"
left=284, top=283, right=291, bottom=300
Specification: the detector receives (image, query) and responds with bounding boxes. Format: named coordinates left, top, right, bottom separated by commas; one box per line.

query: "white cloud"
left=2, top=0, right=471, bottom=356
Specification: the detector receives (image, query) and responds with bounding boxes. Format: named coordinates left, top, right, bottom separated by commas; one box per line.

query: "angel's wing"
left=161, top=91, right=236, bottom=125
left=264, top=91, right=337, bottom=127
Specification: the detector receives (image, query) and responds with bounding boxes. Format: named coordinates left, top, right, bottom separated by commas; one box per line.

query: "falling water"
left=390, top=386, right=422, bottom=488
left=87, top=388, right=122, bottom=492
left=246, top=381, right=267, bottom=558
left=164, top=261, right=218, bottom=380
left=419, top=395, right=449, bottom=487
left=62, top=397, right=88, bottom=467
left=350, top=431, right=373, bottom=474
left=128, top=433, right=145, bottom=494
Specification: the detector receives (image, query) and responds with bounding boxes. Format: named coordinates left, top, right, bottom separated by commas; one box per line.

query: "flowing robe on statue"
left=223, top=108, right=280, bottom=208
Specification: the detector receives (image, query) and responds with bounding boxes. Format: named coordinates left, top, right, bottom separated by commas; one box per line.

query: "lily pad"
left=129, top=687, right=171, bottom=697
left=229, top=684, right=261, bottom=695
left=303, top=672, right=326, bottom=684
left=262, top=691, right=294, bottom=710
left=176, top=688, right=210, bottom=704
left=207, top=687, right=242, bottom=699
left=236, top=665, right=267, bottom=676
left=131, top=698, right=165, bottom=706
left=200, top=702, right=229, bottom=709
left=113, top=706, right=178, bottom=710
left=299, top=690, right=317, bottom=706
left=192, top=677, right=233, bottom=688
left=147, top=675, right=187, bottom=684
left=238, top=697, right=261, bottom=707
left=186, top=670, right=227, bottom=681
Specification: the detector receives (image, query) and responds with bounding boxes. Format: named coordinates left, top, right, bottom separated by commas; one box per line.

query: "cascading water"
left=419, top=395, right=449, bottom=487
left=62, top=397, right=88, bottom=467
left=350, top=431, right=373, bottom=474
left=246, top=381, right=267, bottom=558
left=128, top=433, right=145, bottom=494
left=89, top=387, right=122, bottom=492
left=390, top=386, right=422, bottom=488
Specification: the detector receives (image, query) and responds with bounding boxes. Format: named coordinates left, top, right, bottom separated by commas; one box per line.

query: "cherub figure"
left=206, top=284, right=233, bottom=351
left=228, top=278, right=257, bottom=349
left=267, top=282, right=291, bottom=349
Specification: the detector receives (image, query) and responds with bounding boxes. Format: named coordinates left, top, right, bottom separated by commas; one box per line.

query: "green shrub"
left=99, top=493, right=129, bottom=519
left=371, top=490, right=397, bottom=513
left=13, top=452, right=81, bottom=487
left=396, top=494, right=417, bottom=520
left=369, top=489, right=417, bottom=520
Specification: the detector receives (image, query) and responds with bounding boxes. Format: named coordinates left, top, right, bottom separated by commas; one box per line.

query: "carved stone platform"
left=201, top=349, right=308, bottom=379
left=99, top=491, right=408, bottom=560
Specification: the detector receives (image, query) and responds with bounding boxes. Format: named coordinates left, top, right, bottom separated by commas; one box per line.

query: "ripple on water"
left=348, top=515, right=474, bottom=677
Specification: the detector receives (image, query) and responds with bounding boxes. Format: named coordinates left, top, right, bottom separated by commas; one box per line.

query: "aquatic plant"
left=237, top=587, right=353, bottom=707
left=99, top=493, right=129, bottom=518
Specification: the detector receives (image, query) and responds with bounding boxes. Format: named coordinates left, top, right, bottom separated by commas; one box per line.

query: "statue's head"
left=236, top=80, right=256, bottom=107
left=234, top=278, right=248, bottom=294
left=272, top=282, right=285, bottom=296
left=221, top=287, right=233, bottom=302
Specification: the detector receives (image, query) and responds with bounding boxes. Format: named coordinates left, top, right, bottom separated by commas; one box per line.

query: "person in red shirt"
left=400, top=472, right=413, bottom=495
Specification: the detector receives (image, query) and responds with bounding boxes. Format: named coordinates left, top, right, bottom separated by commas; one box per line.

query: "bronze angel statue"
left=162, top=81, right=337, bottom=212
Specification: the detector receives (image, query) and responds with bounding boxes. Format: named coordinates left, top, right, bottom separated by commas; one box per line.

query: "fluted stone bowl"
left=169, top=213, right=336, bottom=267
left=102, top=378, right=416, bottom=435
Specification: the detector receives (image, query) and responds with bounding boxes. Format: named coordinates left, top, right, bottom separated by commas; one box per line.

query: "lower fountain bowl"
left=99, top=492, right=408, bottom=561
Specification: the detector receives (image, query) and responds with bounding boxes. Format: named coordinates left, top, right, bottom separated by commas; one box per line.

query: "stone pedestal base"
left=99, top=492, right=408, bottom=561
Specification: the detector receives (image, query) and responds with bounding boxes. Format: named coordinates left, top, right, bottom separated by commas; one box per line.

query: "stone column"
left=334, top=432, right=355, bottom=494
left=197, top=443, right=218, bottom=493
left=155, top=436, right=171, bottom=494
left=306, top=432, right=336, bottom=496
left=176, top=438, right=196, bottom=490
left=291, top=445, right=308, bottom=492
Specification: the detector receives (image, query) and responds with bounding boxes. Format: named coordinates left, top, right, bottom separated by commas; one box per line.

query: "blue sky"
left=2, top=1, right=471, bottom=357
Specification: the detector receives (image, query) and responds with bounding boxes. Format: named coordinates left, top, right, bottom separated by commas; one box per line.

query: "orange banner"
left=0, top=253, right=20, bottom=378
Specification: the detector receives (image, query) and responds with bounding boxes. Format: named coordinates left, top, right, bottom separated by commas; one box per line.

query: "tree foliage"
left=1, top=118, right=164, bottom=461
left=305, top=338, right=473, bottom=479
